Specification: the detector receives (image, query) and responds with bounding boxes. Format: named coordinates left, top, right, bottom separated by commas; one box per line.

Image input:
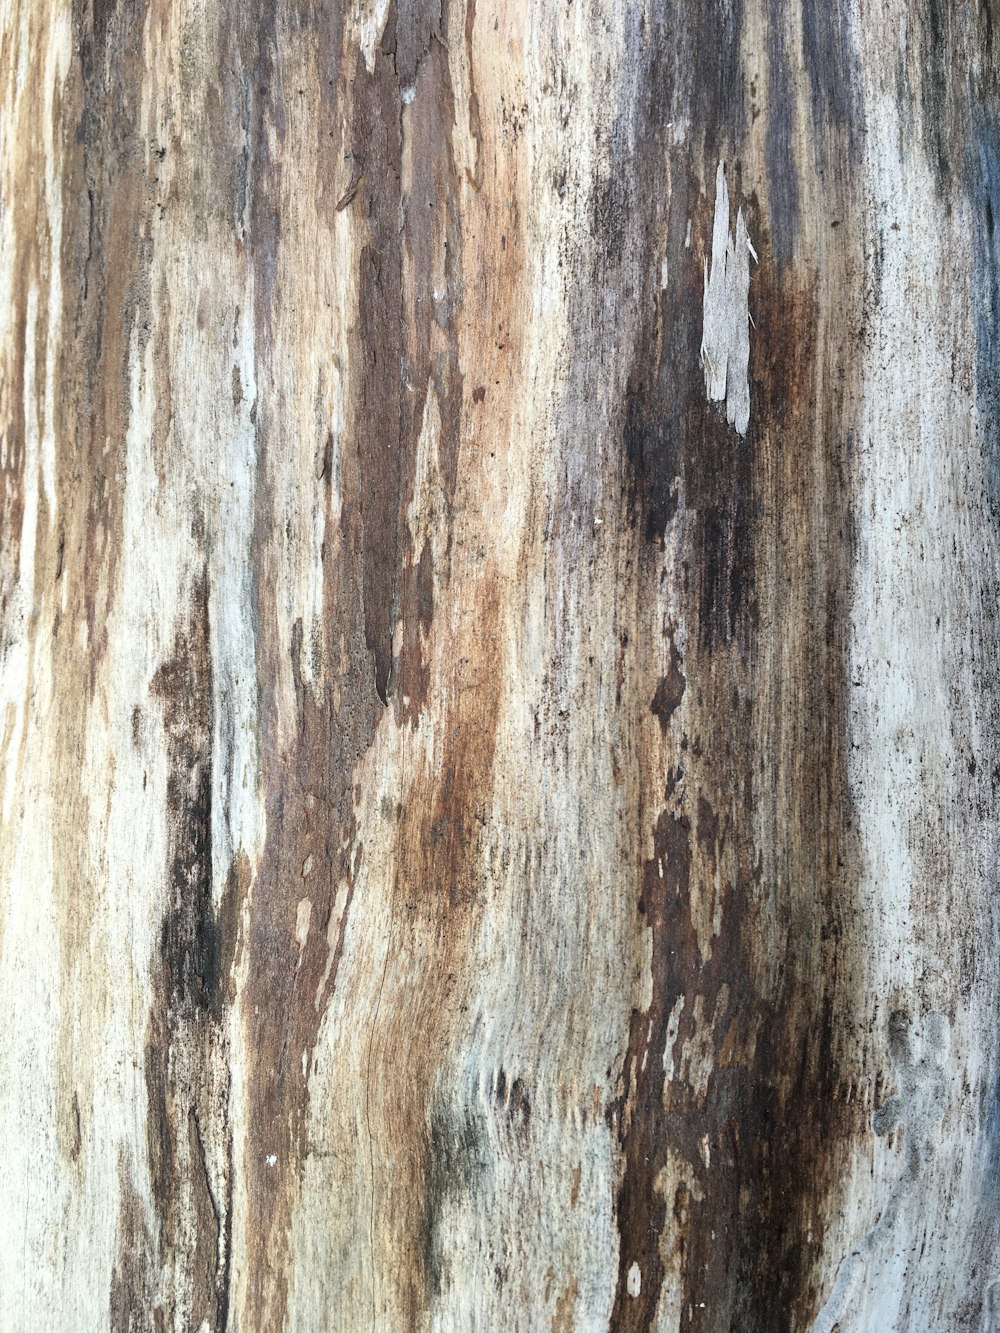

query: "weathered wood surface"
left=2, top=1, right=1000, bottom=1329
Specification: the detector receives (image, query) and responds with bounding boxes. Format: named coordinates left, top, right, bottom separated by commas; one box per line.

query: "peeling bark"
left=2, top=2, right=1000, bottom=1330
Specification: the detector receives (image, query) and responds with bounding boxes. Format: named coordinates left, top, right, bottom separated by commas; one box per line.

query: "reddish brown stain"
left=379, top=570, right=506, bottom=1318
left=551, top=1275, right=578, bottom=1332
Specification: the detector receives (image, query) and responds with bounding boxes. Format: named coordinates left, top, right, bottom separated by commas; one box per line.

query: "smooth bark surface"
left=2, top=1, right=1000, bottom=1329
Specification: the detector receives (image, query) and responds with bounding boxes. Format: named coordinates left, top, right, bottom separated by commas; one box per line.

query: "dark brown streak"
left=612, top=5, right=866, bottom=1328
left=145, top=571, right=237, bottom=1331
left=397, top=14, right=465, bottom=720
left=109, top=1153, right=157, bottom=1333
left=610, top=786, right=691, bottom=1333
left=235, top=4, right=389, bottom=1324
left=67, top=0, right=154, bottom=693
left=352, top=14, right=404, bottom=706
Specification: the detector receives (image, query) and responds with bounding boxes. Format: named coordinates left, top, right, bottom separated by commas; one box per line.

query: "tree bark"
left=2, top=1, right=999, bottom=1329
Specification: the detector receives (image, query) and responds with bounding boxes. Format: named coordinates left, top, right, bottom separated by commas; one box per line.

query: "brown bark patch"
left=110, top=1153, right=158, bottom=1333
left=351, top=32, right=405, bottom=706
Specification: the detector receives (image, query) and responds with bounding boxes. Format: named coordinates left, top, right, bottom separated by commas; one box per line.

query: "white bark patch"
left=810, top=1013, right=950, bottom=1333
left=295, top=899, right=313, bottom=960
left=358, top=0, right=392, bottom=73
left=701, top=162, right=751, bottom=436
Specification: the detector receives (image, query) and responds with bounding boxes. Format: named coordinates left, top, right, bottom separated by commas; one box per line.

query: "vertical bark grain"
left=2, top=1, right=1000, bottom=1330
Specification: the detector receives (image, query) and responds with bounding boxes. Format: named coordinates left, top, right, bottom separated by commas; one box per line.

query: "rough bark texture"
left=2, top=1, right=1000, bottom=1329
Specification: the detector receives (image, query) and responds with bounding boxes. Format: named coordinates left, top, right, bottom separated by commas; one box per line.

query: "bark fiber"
left=2, top=1, right=1000, bottom=1329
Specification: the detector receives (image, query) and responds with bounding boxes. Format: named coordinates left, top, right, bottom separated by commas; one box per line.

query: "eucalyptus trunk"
left=2, top=1, right=999, bottom=1330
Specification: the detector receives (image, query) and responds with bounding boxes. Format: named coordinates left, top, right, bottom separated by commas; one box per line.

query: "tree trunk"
left=2, top=1, right=999, bottom=1329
